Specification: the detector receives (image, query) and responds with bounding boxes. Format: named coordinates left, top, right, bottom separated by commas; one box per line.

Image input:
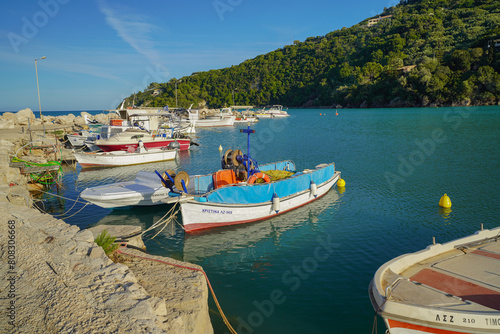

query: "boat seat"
left=213, top=169, right=237, bottom=189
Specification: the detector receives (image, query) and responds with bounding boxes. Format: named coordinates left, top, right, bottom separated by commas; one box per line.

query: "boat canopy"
left=187, top=160, right=297, bottom=195
left=204, top=163, right=335, bottom=205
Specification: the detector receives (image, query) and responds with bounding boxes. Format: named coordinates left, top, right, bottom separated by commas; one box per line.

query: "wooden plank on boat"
left=21, top=165, right=60, bottom=173
left=410, top=268, right=500, bottom=311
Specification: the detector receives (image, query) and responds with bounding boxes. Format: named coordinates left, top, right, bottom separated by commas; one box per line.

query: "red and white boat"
left=158, top=126, right=341, bottom=233
left=369, top=226, right=500, bottom=334
left=234, top=116, right=259, bottom=123
left=94, top=129, right=191, bottom=152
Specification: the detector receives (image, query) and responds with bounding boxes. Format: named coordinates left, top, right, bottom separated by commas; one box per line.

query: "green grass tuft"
left=94, top=230, right=119, bottom=255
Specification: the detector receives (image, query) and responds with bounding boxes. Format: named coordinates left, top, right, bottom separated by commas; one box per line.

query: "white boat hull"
left=74, top=148, right=177, bottom=168
left=180, top=171, right=340, bottom=233
left=194, top=116, right=235, bottom=127
left=369, top=226, right=500, bottom=334
left=80, top=170, right=188, bottom=208
left=67, top=134, right=86, bottom=147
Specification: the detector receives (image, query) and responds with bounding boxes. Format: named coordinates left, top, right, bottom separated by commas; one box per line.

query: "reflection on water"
left=37, top=107, right=500, bottom=334
left=88, top=187, right=343, bottom=266
left=182, top=190, right=341, bottom=263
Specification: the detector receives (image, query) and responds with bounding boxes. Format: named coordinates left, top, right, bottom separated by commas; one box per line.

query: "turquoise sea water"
left=39, top=106, right=499, bottom=333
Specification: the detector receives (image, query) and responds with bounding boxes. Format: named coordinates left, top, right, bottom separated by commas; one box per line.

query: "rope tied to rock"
left=116, top=243, right=238, bottom=334
left=142, top=199, right=185, bottom=239
left=32, top=190, right=91, bottom=219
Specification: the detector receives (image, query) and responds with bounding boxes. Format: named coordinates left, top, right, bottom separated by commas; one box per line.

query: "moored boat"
left=94, top=129, right=192, bottom=152
left=80, top=170, right=185, bottom=208
left=188, top=109, right=236, bottom=127
left=66, top=130, right=99, bottom=147
left=158, top=126, right=341, bottom=233
left=369, top=226, right=500, bottom=334
left=234, top=116, right=259, bottom=123
left=255, top=105, right=289, bottom=118
left=74, top=141, right=177, bottom=168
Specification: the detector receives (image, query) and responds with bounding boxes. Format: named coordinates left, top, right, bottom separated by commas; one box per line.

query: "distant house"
left=152, top=89, right=161, bottom=96
left=495, top=39, right=500, bottom=47
left=396, top=65, right=417, bottom=73
left=367, top=15, right=393, bottom=27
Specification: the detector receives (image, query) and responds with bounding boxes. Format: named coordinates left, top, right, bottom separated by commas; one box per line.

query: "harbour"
left=27, top=106, right=499, bottom=333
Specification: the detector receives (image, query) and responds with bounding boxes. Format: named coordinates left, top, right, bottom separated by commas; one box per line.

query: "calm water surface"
left=41, top=106, right=499, bottom=333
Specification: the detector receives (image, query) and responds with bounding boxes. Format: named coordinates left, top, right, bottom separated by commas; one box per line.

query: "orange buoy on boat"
left=247, top=172, right=271, bottom=184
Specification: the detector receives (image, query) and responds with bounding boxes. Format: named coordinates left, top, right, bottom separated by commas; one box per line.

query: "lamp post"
left=232, top=87, right=238, bottom=107
left=35, top=56, right=46, bottom=136
left=175, top=79, right=182, bottom=109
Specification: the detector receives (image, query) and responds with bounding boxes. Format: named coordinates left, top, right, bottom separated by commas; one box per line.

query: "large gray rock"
left=54, top=114, right=76, bottom=125
left=94, top=113, right=112, bottom=124
left=15, top=108, right=36, bottom=125
left=74, top=116, right=87, bottom=126
left=0, top=112, right=15, bottom=120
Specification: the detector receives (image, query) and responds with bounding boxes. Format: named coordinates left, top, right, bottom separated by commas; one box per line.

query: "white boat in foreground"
left=74, top=142, right=177, bottom=168
left=369, top=226, right=500, bottom=334
left=80, top=170, right=185, bottom=208
left=159, top=126, right=341, bottom=233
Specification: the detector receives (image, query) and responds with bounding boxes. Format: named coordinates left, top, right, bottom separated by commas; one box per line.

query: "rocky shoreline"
left=0, top=109, right=214, bottom=333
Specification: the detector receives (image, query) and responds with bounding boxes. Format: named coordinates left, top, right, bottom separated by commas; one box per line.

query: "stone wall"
left=0, top=201, right=213, bottom=333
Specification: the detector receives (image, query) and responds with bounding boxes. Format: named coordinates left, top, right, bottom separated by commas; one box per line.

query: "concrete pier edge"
left=0, top=108, right=214, bottom=333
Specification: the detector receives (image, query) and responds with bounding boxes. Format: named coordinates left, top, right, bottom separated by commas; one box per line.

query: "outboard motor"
left=168, top=140, right=181, bottom=150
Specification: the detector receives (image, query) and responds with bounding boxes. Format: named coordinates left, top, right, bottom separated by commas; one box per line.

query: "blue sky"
left=0, top=0, right=396, bottom=111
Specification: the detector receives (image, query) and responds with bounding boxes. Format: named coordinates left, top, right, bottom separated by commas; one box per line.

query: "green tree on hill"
left=125, top=0, right=500, bottom=109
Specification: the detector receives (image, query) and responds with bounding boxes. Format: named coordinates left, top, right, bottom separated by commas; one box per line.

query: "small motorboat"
left=80, top=170, right=186, bottom=208
left=94, top=129, right=192, bottom=152
left=369, top=226, right=500, bottom=334
left=66, top=130, right=99, bottom=147
left=255, top=105, right=290, bottom=118
left=234, top=116, right=259, bottom=123
left=158, top=125, right=341, bottom=233
left=187, top=109, right=236, bottom=127
left=74, top=141, right=177, bottom=168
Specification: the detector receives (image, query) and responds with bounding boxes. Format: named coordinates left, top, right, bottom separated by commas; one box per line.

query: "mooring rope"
left=116, top=244, right=238, bottom=334
left=33, top=190, right=92, bottom=219
left=141, top=199, right=185, bottom=239
left=36, top=189, right=90, bottom=205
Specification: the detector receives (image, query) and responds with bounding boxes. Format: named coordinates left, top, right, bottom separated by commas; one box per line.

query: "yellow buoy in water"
left=439, top=193, right=452, bottom=208
left=337, top=178, right=346, bottom=188
left=218, top=145, right=223, bottom=152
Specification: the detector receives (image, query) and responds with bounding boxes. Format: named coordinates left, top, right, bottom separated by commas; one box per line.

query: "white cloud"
left=97, top=0, right=170, bottom=80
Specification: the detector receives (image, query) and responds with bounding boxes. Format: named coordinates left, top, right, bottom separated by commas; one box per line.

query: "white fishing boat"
left=255, top=105, right=289, bottom=118
left=158, top=126, right=341, bottom=233
left=369, top=226, right=500, bottom=334
left=80, top=170, right=185, bottom=208
left=66, top=130, right=99, bottom=147
left=74, top=141, right=177, bottom=168
left=188, top=109, right=235, bottom=127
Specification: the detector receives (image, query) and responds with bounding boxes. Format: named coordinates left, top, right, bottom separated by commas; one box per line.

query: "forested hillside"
left=127, top=0, right=500, bottom=109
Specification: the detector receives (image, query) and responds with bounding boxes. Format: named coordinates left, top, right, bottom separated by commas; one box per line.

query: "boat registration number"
left=201, top=209, right=232, bottom=214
